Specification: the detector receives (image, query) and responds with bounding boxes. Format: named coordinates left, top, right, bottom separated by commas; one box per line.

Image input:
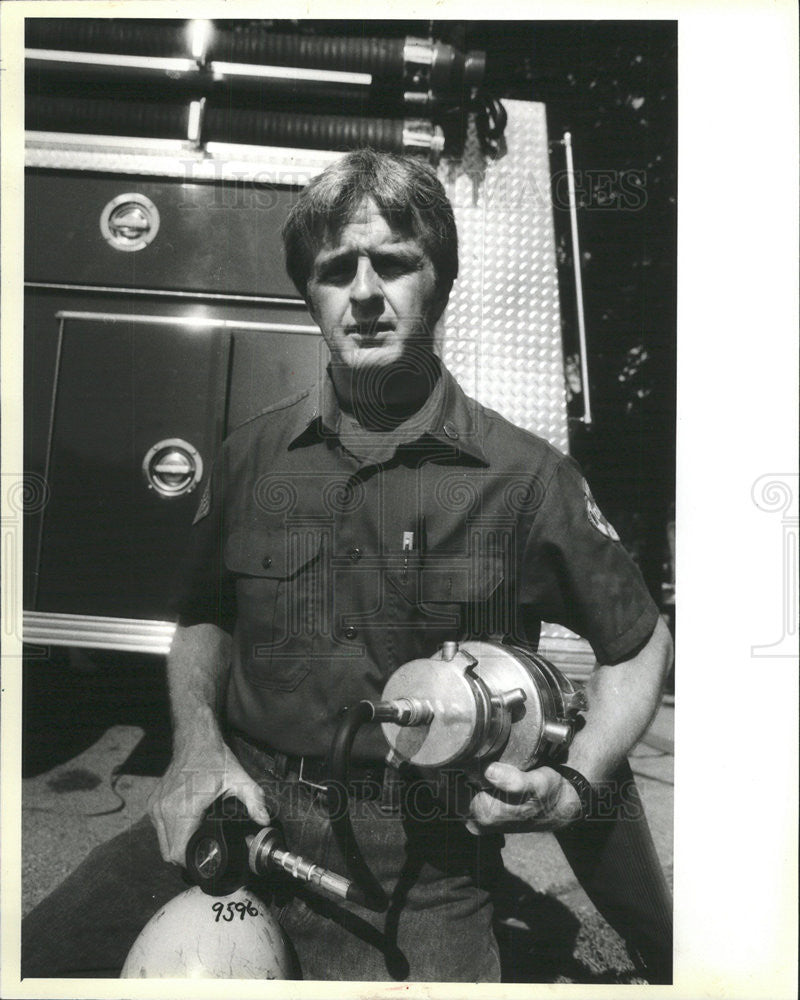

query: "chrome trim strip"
left=35, top=318, right=65, bottom=609
left=403, top=38, right=435, bottom=66
left=187, top=99, right=204, bottom=145
left=24, top=611, right=176, bottom=655
left=55, top=310, right=320, bottom=335
left=25, top=282, right=307, bottom=307
left=200, top=143, right=344, bottom=185
left=563, top=131, right=593, bottom=426
left=26, top=49, right=371, bottom=88
left=22, top=609, right=596, bottom=674
left=25, top=48, right=198, bottom=74
left=402, top=123, right=443, bottom=155
left=27, top=131, right=190, bottom=153
left=189, top=18, right=212, bottom=62
left=26, top=132, right=343, bottom=184
left=210, top=62, right=371, bottom=87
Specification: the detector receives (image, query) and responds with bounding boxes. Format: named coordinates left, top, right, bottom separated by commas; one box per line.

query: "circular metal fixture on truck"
left=99, top=192, right=160, bottom=252
left=142, top=439, right=203, bottom=498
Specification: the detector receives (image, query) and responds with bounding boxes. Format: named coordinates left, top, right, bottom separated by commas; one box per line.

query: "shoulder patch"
left=582, top=479, right=620, bottom=542
left=192, top=479, right=212, bottom=525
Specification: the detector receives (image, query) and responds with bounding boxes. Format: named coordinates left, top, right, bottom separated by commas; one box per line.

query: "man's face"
left=305, top=198, right=445, bottom=372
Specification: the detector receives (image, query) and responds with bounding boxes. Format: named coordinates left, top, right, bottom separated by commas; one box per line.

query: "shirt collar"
left=425, top=367, right=489, bottom=465
left=288, top=363, right=489, bottom=466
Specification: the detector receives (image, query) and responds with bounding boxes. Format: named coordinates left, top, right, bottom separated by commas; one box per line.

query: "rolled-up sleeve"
left=168, top=456, right=236, bottom=634
left=520, top=455, right=659, bottom=664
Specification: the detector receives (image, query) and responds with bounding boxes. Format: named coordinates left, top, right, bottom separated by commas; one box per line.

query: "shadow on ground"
left=22, top=648, right=171, bottom=778
left=492, top=870, right=645, bottom=984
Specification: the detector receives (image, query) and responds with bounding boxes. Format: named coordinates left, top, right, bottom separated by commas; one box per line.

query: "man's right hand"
left=147, top=726, right=271, bottom=866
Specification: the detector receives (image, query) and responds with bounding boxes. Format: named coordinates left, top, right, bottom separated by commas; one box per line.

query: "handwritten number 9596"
left=211, top=900, right=260, bottom=922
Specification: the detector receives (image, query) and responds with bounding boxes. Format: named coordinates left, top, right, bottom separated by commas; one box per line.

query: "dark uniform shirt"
left=172, top=365, right=659, bottom=759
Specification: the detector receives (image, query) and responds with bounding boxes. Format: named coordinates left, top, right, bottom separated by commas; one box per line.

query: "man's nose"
left=350, top=258, right=383, bottom=312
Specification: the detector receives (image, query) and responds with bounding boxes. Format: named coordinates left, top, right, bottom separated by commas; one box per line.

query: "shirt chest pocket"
left=224, top=527, right=323, bottom=691
left=386, top=553, right=507, bottom=637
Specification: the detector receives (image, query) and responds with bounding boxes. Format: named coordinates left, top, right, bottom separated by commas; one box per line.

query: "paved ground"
left=20, top=652, right=673, bottom=983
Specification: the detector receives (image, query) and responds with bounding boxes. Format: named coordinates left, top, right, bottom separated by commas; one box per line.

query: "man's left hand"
left=466, top=762, right=584, bottom=835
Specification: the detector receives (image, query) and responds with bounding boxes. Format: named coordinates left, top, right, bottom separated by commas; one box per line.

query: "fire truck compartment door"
left=34, top=312, right=230, bottom=621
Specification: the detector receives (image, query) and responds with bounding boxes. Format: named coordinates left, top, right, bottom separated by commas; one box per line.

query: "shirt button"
left=443, top=421, right=459, bottom=440
left=261, top=555, right=272, bottom=569
left=344, top=625, right=358, bottom=640
left=348, top=547, right=362, bottom=562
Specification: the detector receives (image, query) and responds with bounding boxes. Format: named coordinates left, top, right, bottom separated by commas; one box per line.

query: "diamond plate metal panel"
left=439, top=100, right=568, bottom=453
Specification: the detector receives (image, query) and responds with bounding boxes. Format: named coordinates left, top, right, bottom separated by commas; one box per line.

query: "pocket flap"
left=421, top=557, right=504, bottom=603
left=224, top=527, right=322, bottom=579
left=384, top=554, right=505, bottom=604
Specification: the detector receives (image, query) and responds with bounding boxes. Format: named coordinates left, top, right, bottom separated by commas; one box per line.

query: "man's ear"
left=428, top=288, right=451, bottom=329
left=304, top=288, right=318, bottom=323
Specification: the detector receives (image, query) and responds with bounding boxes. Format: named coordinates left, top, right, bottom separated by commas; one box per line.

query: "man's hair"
left=282, top=148, right=458, bottom=299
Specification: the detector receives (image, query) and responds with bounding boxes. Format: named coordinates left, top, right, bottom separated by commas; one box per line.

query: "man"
left=22, top=149, right=672, bottom=981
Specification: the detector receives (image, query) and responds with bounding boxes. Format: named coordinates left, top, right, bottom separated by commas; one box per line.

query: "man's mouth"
left=346, top=321, right=393, bottom=342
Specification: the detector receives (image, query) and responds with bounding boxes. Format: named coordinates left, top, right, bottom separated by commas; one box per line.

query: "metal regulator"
left=121, top=639, right=586, bottom=978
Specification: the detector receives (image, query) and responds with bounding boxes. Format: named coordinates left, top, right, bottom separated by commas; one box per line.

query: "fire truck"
left=22, top=18, right=595, bottom=678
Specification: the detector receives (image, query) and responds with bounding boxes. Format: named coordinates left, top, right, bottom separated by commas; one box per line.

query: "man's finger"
left=524, top=766, right=574, bottom=812
left=469, top=789, right=519, bottom=827
left=485, top=763, right=564, bottom=806
left=237, top=782, right=270, bottom=826
left=147, top=794, right=170, bottom=861
left=225, top=777, right=271, bottom=828
left=158, top=785, right=212, bottom=865
left=167, top=813, right=202, bottom=866
left=483, top=762, right=533, bottom=796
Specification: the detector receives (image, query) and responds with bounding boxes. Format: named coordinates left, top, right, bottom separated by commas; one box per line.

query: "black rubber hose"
left=326, top=702, right=388, bottom=913
left=204, top=107, right=406, bottom=152
left=210, top=31, right=405, bottom=80
left=25, top=95, right=409, bottom=154
left=25, top=95, right=187, bottom=140
left=25, top=20, right=405, bottom=81
left=25, top=19, right=189, bottom=59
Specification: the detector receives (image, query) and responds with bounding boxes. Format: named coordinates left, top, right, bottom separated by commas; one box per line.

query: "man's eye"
left=374, top=258, right=413, bottom=278
left=318, top=261, right=355, bottom=284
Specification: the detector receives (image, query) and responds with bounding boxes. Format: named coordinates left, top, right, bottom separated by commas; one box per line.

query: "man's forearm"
left=565, top=616, right=673, bottom=785
left=150, top=622, right=271, bottom=861
left=167, top=622, right=232, bottom=746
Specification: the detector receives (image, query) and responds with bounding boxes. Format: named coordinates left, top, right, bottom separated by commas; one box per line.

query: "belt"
left=231, top=732, right=391, bottom=799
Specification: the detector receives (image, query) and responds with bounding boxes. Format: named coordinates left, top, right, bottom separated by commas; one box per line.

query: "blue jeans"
left=22, top=738, right=503, bottom=981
